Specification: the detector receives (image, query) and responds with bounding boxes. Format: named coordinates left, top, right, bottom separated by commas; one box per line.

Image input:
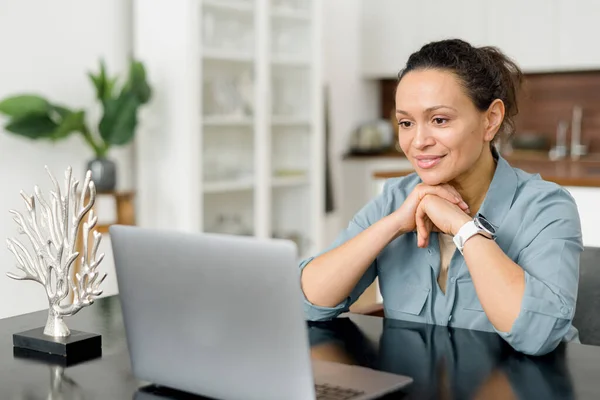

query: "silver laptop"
left=110, top=225, right=412, bottom=400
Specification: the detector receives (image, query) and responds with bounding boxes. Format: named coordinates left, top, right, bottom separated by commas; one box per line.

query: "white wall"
left=0, top=0, right=133, bottom=319
left=322, top=0, right=381, bottom=245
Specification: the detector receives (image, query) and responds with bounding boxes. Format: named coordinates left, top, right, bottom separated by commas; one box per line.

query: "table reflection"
left=46, top=365, right=84, bottom=400
left=307, top=317, right=575, bottom=400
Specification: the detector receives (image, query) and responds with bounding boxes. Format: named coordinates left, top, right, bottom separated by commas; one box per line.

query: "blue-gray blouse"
left=300, top=153, right=583, bottom=355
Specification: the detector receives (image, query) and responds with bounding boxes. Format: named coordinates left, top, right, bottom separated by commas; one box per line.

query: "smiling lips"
left=414, top=155, right=445, bottom=169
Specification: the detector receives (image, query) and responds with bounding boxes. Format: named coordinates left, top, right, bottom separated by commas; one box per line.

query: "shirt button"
left=561, top=306, right=570, bottom=315
left=428, top=249, right=432, bottom=254
left=450, top=277, right=456, bottom=284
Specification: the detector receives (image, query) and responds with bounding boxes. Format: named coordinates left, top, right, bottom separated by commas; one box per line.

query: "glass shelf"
left=203, top=116, right=254, bottom=127
left=272, top=175, right=309, bottom=187
left=203, top=50, right=254, bottom=63
left=204, top=178, right=254, bottom=193
left=271, top=116, right=310, bottom=126
left=203, top=0, right=254, bottom=14
left=271, top=9, right=310, bottom=21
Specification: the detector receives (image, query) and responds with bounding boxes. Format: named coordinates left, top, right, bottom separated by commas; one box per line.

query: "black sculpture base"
left=13, top=327, right=102, bottom=366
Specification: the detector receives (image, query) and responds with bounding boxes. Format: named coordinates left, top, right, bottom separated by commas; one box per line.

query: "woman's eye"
left=398, top=121, right=412, bottom=128
left=433, top=118, right=448, bottom=125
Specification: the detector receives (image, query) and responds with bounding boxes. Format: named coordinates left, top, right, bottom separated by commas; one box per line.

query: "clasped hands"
left=394, top=183, right=473, bottom=248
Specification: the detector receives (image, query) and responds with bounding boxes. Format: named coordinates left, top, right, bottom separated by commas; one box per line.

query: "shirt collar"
left=476, top=146, right=519, bottom=230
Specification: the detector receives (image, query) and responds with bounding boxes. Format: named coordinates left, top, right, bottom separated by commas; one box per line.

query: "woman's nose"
left=412, top=125, right=435, bottom=150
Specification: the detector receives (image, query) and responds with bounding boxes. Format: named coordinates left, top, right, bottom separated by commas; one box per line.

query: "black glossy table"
left=2, top=296, right=600, bottom=399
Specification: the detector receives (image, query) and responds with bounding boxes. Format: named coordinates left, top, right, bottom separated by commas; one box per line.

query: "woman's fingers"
left=415, top=200, right=429, bottom=248
left=440, top=184, right=470, bottom=213
left=422, top=185, right=470, bottom=213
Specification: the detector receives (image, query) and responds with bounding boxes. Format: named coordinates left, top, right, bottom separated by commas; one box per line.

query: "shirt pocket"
left=385, top=284, right=430, bottom=317
left=456, top=281, right=494, bottom=332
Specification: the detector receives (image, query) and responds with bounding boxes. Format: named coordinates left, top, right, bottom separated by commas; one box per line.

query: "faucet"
left=549, top=120, right=569, bottom=160
left=571, top=105, right=587, bottom=160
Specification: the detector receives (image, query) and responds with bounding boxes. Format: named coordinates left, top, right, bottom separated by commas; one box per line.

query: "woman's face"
left=395, top=68, right=500, bottom=186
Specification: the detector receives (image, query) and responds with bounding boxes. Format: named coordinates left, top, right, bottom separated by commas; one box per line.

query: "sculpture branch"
left=6, top=166, right=106, bottom=337
left=34, top=186, right=61, bottom=253
left=6, top=238, right=42, bottom=283
left=59, top=211, right=106, bottom=317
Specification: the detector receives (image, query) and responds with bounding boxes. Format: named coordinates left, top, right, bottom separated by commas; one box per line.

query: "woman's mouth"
left=414, top=155, right=445, bottom=169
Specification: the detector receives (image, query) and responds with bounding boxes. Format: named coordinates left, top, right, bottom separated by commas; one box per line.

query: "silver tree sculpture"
left=6, top=166, right=106, bottom=338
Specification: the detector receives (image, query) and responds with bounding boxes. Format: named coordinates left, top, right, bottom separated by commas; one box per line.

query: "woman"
left=300, top=39, right=583, bottom=356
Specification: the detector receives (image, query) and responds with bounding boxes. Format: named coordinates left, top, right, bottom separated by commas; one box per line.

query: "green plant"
left=0, top=59, right=151, bottom=158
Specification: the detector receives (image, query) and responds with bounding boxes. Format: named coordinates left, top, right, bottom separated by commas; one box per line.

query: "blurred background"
left=1, top=0, right=599, bottom=317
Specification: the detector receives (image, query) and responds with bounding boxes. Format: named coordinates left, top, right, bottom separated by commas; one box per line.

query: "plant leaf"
left=48, top=105, right=75, bottom=126
left=0, top=95, right=50, bottom=117
left=125, top=61, right=152, bottom=104
left=52, top=110, right=85, bottom=140
left=5, top=113, right=58, bottom=139
left=98, top=92, right=139, bottom=145
left=88, top=59, right=115, bottom=104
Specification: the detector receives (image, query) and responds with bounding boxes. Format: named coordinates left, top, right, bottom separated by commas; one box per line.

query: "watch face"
left=476, top=214, right=496, bottom=233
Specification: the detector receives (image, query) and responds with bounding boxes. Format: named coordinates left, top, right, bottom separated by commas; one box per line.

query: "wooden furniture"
left=133, top=0, right=325, bottom=260
left=93, top=190, right=136, bottom=233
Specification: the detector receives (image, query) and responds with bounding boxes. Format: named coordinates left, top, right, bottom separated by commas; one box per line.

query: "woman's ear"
left=484, top=99, right=505, bottom=142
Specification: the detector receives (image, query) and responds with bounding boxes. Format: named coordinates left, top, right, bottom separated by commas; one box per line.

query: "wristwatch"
left=453, top=214, right=497, bottom=254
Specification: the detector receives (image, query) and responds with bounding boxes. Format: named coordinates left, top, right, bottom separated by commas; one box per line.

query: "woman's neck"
left=450, top=147, right=497, bottom=217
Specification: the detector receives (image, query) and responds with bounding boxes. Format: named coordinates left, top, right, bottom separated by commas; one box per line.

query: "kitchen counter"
left=371, top=151, right=600, bottom=187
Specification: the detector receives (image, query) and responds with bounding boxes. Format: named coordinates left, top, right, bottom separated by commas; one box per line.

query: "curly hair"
left=397, top=39, right=524, bottom=142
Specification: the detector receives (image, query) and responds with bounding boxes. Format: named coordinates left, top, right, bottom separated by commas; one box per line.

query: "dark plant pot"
left=87, top=158, right=117, bottom=192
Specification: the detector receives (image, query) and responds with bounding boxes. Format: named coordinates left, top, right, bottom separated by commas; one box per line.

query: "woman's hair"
left=397, top=38, right=523, bottom=142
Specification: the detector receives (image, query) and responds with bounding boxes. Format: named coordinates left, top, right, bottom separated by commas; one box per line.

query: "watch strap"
left=453, top=221, right=481, bottom=254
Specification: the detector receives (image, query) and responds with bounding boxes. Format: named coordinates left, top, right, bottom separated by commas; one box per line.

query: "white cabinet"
left=419, top=0, right=487, bottom=47
left=360, top=0, right=486, bottom=78
left=360, top=0, right=600, bottom=77
left=557, top=0, right=600, bottom=70
left=564, top=187, right=600, bottom=248
left=360, top=0, right=420, bottom=78
left=341, top=158, right=413, bottom=225
left=134, top=0, right=324, bottom=259
left=486, top=0, right=559, bottom=72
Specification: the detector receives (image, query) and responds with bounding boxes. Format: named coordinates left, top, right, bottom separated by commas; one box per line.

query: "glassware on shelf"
left=211, top=214, right=252, bottom=236
left=272, top=21, right=309, bottom=62
left=272, top=230, right=309, bottom=256
left=271, top=71, right=309, bottom=118
left=203, top=143, right=254, bottom=183
left=272, top=0, right=309, bottom=12
left=203, top=11, right=216, bottom=48
left=203, top=69, right=254, bottom=118
left=201, top=7, right=254, bottom=54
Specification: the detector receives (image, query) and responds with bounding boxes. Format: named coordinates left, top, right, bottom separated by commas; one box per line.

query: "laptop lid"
left=110, top=225, right=316, bottom=400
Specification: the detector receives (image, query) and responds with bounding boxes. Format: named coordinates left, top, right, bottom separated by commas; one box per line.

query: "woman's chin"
left=416, top=170, right=451, bottom=186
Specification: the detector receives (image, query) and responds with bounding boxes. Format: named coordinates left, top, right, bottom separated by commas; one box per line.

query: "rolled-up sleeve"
left=299, top=180, right=398, bottom=321
left=496, top=188, right=583, bottom=356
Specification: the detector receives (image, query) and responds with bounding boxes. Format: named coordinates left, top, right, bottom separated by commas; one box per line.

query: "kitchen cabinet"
left=361, top=0, right=600, bottom=77
left=486, top=0, right=559, bottom=72
left=557, top=0, right=600, bottom=70
left=360, top=0, right=420, bottom=78
left=564, top=187, right=600, bottom=247
left=341, top=157, right=412, bottom=226
left=360, top=0, right=486, bottom=78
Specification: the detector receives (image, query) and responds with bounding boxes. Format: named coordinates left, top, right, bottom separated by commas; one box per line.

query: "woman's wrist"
left=451, top=214, right=473, bottom=236
left=385, top=212, right=408, bottom=239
